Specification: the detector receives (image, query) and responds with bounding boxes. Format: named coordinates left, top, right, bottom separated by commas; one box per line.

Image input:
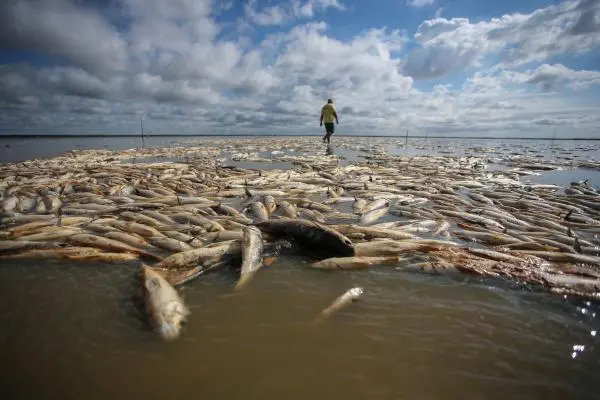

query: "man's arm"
left=333, top=111, right=339, bottom=124
left=320, top=111, right=323, bottom=126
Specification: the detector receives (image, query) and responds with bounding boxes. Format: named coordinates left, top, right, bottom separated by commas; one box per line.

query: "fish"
left=314, top=287, right=364, bottom=324
left=248, top=201, right=269, bottom=222
left=153, top=240, right=242, bottom=269
left=0, top=240, right=65, bottom=253
left=359, top=205, right=389, bottom=225
left=354, top=239, right=457, bottom=257
left=254, top=219, right=355, bottom=257
left=311, top=256, right=403, bottom=270
left=104, top=231, right=159, bottom=252
left=168, top=213, right=225, bottom=232
left=68, top=233, right=162, bottom=260
left=362, top=199, right=389, bottom=214
left=111, top=220, right=165, bottom=237
left=140, top=265, right=190, bottom=341
left=263, top=195, right=277, bottom=215
left=298, top=208, right=327, bottom=223
left=278, top=200, right=298, bottom=218
left=234, top=226, right=264, bottom=291
left=331, top=225, right=415, bottom=241
left=149, top=237, right=194, bottom=252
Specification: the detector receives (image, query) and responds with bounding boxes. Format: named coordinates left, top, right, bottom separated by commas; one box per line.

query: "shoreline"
left=0, top=134, right=599, bottom=140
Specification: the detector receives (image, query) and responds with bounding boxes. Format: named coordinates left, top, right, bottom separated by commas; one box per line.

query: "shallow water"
left=2, top=135, right=600, bottom=399
left=1, top=256, right=599, bottom=400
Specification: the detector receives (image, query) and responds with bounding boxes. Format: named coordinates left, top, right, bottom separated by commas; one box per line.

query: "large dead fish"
left=311, top=256, right=404, bottom=270
left=68, top=233, right=162, bottom=260
left=234, top=226, right=264, bottom=291
left=140, top=265, right=190, bottom=341
left=254, top=218, right=355, bottom=257
left=153, top=240, right=242, bottom=269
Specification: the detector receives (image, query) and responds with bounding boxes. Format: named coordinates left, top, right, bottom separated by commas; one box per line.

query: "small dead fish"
left=314, top=287, right=364, bottom=324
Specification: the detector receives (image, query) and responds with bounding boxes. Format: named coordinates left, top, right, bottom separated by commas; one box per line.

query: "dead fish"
left=111, top=220, right=165, bottom=237
left=141, top=265, right=190, bottom=341
left=278, top=200, right=298, bottom=218
left=153, top=241, right=242, bottom=269
left=0, top=247, right=139, bottom=262
left=263, top=195, right=277, bottom=216
left=298, top=208, right=327, bottom=223
left=169, top=213, right=225, bottom=232
left=0, top=240, right=65, bottom=253
left=234, top=226, right=264, bottom=291
left=314, top=287, right=364, bottom=324
left=359, top=205, right=389, bottom=225
left=68, top=233, right=161, bottom=260
left=17, top=227, right=86, bottom=241
left=354, top=239, right=457, bottom=257
left=104, top=231, right=162, bottom=254
left=248, top=201, right=269, bottom=222
left=362, top=199, right=389, bottom=214
left=332, top=225, right=415, bottom=241
left=201, top=230, right=244, bottom=244
left=149, top=237, right=194, bottom=253
left=254, top=218, right=355, bottom=257
left=311, top=256, right=403, bottom=270
left=1, top=195, right=18, bottom=213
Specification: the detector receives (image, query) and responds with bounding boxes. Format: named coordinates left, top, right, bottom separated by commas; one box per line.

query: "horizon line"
left=0, top=134, right=599, bottom=140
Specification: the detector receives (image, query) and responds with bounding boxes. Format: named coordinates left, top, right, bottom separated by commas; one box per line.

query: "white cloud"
left=407, top=0, right=435, bottom=7
left=0, top=0, right=598, bottom=137
left=513, top=64, right=600, bottom=91
left=0, top=0, right=128, bottom=76
left=404, top=0, right=600, bottom=79
left=244, top=0, right=345, bottom=26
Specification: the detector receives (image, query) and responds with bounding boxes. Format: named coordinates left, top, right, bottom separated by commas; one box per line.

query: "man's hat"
left=327, top=98, right=333, bottom=103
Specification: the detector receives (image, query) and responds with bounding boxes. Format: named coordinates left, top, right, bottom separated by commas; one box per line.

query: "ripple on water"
left=1, top=251, right=600, bottom=399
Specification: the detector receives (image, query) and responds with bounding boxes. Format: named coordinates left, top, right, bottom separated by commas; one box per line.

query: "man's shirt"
left=321, top=103, right=337, bottom=124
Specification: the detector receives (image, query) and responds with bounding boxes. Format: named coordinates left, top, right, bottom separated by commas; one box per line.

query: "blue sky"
left=0, top=0, right=599, bottom=137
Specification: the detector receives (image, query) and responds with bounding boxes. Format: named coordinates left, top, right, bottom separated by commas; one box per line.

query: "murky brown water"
left=1, top=255, right=599, bottom=400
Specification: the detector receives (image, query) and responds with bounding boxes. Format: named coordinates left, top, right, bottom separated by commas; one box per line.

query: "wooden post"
left=140, top=114, right=145, bottom=148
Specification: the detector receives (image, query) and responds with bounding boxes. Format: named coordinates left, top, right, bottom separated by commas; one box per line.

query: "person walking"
left=319, top=98, right=339, bottom=144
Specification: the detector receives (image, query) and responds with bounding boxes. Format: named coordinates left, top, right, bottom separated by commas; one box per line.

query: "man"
left=319, top=98, right=339, bottom=144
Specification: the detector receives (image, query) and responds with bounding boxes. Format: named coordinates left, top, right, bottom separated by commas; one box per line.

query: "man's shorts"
left=324, top=122, right=335, bottom=134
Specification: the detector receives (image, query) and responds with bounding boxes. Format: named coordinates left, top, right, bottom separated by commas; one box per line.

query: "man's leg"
left=325, top=123, right=334, bottom=144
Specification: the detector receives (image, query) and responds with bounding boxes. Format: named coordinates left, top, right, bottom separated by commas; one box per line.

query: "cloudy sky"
left=0, top=0, right=599, bottom=137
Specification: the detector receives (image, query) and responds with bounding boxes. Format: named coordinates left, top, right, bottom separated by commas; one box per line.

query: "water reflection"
left=326, top=144, right=334, bottom=156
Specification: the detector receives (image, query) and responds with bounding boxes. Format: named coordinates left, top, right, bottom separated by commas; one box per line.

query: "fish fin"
left=369, top=175, right=373, bottom=182
left=258, top=170, right=262, bottom=177
left=584, top=179, right=589, bottom=185
left=567, top=226, right=573, bottom=237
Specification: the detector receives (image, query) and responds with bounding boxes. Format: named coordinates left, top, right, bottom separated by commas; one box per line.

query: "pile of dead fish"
left=1, top=137, right=599, bottom=341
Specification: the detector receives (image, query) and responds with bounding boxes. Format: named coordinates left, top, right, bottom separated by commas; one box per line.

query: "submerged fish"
left=140, top=265, right=190, bottom=341
left=234, top=226, right=264, bottom=291
left=314, top=287, right=364, bottom=324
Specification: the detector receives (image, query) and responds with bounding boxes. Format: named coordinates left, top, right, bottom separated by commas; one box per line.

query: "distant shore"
left=0, top=134, right=598, bottom=140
